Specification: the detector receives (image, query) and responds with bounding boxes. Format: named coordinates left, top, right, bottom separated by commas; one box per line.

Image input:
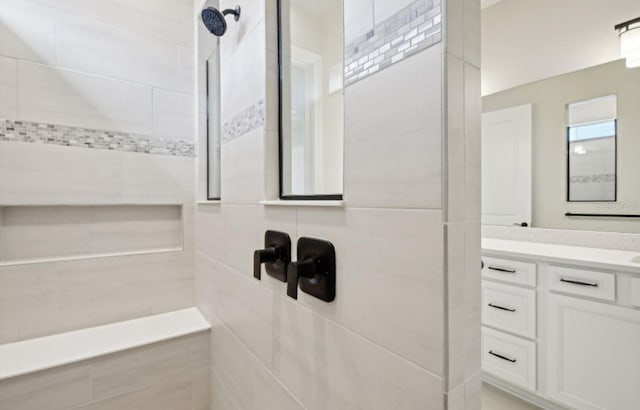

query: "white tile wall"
left=0, top=0, right=57, bottom=64
left=0, top=332, right=210, bottom=410
left=344, top=46, right=443, bottom=209
left=0, top=250, right=195, bottom=341
left=0, top=142, right=123, bottom=205
left=220, top=19, right=267, bottom=125
left=344, top=0, right=374, bottom=44
left=273, top=293, right=443, bottom=410
left=17, top=61, right=153, bottom=135
left=0, top=56, right=17, bottom=120
left=444, top=1, right=482, bottom=409
left=374, top=0, right=415, bottom=25
left=152, top=89, right=196, bottom=141
left=194, top=1, right=480, bottom=409
left=0, top=205, right=183, bottom=263
left=0, top=0, right=196, bottom=342
left=31, top=0, right=194, bottom=47
left=56, top=13, right=181, bottom=90
left=295, top=207, right=445, bottom=373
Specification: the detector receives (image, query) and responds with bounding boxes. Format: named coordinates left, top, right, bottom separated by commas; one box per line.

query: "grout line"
left=197, top=250, right=446, bottom=382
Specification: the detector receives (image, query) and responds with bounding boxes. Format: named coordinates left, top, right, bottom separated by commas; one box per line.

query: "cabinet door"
left=547, top=294, right=640, bottom=410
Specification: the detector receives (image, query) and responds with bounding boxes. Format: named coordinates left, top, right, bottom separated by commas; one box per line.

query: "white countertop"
left=0, top=308, right=210, bottom=380
left=483, top=238, right=640, bottom=274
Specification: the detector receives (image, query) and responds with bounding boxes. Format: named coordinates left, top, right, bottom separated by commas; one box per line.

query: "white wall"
left=195, top=0, right=481, bottom=409
left=482, top=0, right=640, bottom=95
left=0, top=0, right=197, bottom=343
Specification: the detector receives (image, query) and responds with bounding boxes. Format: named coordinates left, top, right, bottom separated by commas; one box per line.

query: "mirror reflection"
left=278, top=0, right=344, bottom=199
left=567, top=96, right=617, bottom=202
left=482, top=2, right=640, bottom=233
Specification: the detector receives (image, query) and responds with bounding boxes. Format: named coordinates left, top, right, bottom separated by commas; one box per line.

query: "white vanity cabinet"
left=547, top=294, right=640, bottom=410
left=481, top=239, right=640, bottom=410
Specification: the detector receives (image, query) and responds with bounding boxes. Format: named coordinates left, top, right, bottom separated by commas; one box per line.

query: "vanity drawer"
left=549, top=266, right=615, bottom=302
left=482, top=281, right=536, bottom=338
left=482, top=327, right=536, bottom=392
left=482, top=256, right=536, bottom=287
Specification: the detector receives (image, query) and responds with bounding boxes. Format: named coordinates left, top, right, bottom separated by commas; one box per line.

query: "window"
left=567, top=95, right=617, bottom=202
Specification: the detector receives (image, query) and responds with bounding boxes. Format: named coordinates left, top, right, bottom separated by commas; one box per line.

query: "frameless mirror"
left=206, top=51, right=221, bottom=200
left=567, top=95, right=617, bottom=202
left=278, top=0, right=344, bottom=199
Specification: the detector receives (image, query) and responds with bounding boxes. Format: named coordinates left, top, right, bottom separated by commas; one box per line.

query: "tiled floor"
left=482, top=383, right=541, bottom=410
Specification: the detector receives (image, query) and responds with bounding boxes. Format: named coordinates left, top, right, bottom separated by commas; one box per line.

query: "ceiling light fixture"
left=615, top=17, right=640, bottom=68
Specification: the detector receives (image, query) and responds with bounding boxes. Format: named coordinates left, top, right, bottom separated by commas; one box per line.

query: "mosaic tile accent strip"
left=222, top=99, right=265, bottom=144
left=0, top=119, right=195, bottom=157
left=344, top=0, right=442, bottom=87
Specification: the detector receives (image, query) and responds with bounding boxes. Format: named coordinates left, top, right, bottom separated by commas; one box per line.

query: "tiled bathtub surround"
left=0, top=119, right=195, bottom=157
left=344, top=0, right=442, bottom=86
left=221, top=99, right=265, bottom=144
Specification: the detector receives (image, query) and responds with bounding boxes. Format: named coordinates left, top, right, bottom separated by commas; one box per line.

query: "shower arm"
left=222, top=6, right=241, bottom=22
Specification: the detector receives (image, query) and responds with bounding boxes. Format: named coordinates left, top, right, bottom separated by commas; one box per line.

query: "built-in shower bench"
left=0, top=308, right=211, bottom=409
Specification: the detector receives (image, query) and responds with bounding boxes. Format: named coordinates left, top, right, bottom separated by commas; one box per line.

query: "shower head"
left=201, top=6, right=241, bottom=37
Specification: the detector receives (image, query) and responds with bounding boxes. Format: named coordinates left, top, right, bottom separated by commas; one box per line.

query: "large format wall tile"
left=220, top=128, right=265, bottom=204
left=220, top=20, right=266, bottom=125
left=0, top=364, right=92, bottom=410
left=121, top=151, right=195, bottom=203
left=205, top=257, right=275, bottom=368
left=344, top=0, right=373, bottom=44
left=373, top=0, right=415, bottom=25
left=0, top=332, right=210, bottom=410
left=56, top=251, right=195, bottom=334
left=0, top=261, right=59, bottom=342
left=0, top=142, right=123, bottom=205
left=0, top=251, right=194, bottom=341
left=28, top=0, right=193, bottom=47
left=273, top=294, right=443, bottom=410
left=296, top=207, right=445, bottom=374
left=210, top=321, right=304, bottom=410
left=90, top=332, right=208, bottom=401
left=219, top=0, right=265, bottom=64
left=153, top=89, right=196, bottom=142
left=344, top=45, right=443, bottom=209
left=0, top=0, right=56, bottom=64
left=221, top=205, right=297, bottom=280
left=57, top=13, right=181, bottom=90
left=0, top=56, right=17, bottom=119
left=17, top=61, right=153, bottom=135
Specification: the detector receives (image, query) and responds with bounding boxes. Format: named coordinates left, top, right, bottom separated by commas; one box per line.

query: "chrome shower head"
left=201, top=6, right=241, bottom=37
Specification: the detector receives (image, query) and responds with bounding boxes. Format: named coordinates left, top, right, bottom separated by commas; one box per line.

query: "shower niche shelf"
left=0, top=204, right=184, bottom=265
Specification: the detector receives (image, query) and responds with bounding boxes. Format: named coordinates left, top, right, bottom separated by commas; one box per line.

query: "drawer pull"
left=489, top=350, right=517, bottom=363
left=560, top=278, right=598, bottom=287
left=488, top=303, right=516, bottom=312
left=488, top=266, right=516, bottom=274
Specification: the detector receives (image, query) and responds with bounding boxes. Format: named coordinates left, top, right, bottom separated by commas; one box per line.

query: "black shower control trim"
left=254, top=230, right=291, bottom=282
left=287, top=237, right=336, bottom=302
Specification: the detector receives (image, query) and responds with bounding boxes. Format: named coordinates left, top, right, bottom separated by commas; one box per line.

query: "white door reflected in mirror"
left=481, top=105, right=532, bottom=227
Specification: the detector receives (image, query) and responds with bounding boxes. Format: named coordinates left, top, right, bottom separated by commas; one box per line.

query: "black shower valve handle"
left=253, top=247, right=278, bottom=280
left=253, top=230, right=292, bottom=282
left=286, top=258, right=318, bottom=299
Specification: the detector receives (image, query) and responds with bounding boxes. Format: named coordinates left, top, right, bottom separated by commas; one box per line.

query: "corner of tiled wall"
left=442, top=0, right=482, bottom=409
